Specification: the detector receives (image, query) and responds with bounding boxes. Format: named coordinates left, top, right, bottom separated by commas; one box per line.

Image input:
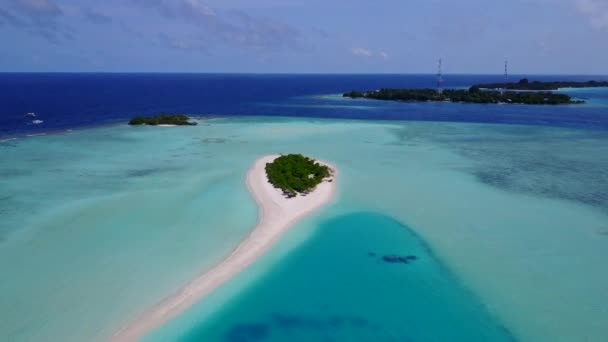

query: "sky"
left=0, top=0, right=606, bottom=73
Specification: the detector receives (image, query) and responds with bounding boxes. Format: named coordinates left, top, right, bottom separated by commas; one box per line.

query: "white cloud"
left=2, top=0, right=74, bottom=43
left=577, top=0, right=608, bottom=31
left=351, top=47, right=388, bottom=60
left=138, top=0, right=301, bottom=50
left=351, top=47, right=373, bottom=57
left=177, top=0, right=217, bottom=18
left=14, top=0, right=63, bottom=18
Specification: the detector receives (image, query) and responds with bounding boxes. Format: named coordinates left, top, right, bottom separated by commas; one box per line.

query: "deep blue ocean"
left=1, top=73, right=608, bottom=138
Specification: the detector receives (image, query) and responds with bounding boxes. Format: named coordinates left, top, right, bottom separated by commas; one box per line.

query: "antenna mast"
left=437, top=58, right=443, bottom=95
left=502, top=59, right=508, bottom=95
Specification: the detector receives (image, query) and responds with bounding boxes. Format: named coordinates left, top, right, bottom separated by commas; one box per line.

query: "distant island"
left=128, top=114, right=197, bottom=126
left=475, top=78, right=608, bottom=91
left=265, top=154, right=332, bottom=198
left=344, top=86, right=583, bottom=105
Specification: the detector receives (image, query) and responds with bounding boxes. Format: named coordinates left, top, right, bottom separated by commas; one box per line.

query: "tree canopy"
left=474, top=79, right=608, bottom=91
left=265, top=154, right=331, bottom=198
left=128, top=114, right=197, bottom=126
left=343, top=88, right=582, bottom=105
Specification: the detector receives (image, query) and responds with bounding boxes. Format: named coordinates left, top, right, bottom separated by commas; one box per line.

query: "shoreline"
left=111, top=155, right=337, bottom=342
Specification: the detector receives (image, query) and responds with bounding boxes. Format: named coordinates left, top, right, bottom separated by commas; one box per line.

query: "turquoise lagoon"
left=145, top=211, right=514, bottom=342
left=1, top=118, right=608, bottom=341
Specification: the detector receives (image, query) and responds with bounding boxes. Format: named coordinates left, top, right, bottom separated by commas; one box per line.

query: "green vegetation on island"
left=128, top=114, right=197, bottom=126
left=265, top=154, right=332, bottom=198
left=343, top=87, right=583, bottom=105
left=474, top=78, right=608, bottom=91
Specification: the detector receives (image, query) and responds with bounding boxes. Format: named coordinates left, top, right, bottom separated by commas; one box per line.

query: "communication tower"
left=437, top=58, right=444, bottom=95
left=502, top=59, right=509, bottom=95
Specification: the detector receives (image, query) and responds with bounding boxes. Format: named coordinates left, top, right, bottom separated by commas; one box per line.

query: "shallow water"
left=0, top=123, right=258, bottom=340
left=145, top=211, right=514, bottom=342
left=1, top=118, right=608, bottom=341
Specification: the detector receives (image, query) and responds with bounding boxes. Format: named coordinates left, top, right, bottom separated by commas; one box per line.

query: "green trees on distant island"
left=128, top=114, right=197, bottom=126
left=342, top=77, right=604, bottom=105
left=474, top=79, right=608, bottom=91
left=343, top=88, right=583, bottom=105
left=265, top=154, right=331, bottom=198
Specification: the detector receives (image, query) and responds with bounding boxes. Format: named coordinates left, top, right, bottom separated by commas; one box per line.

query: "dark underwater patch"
left=224, top=323, right=269, bottom=342
left=0, top=168, right=30, bottom=177
left=202, top=138, right=228, bottom=144
left=126, top=166, right=178, bottom=178
left=269, top=313, right=368, bottom=332
left=380, top=254, right=418, bottom=264
left=222, top=312, right=373, bottom=342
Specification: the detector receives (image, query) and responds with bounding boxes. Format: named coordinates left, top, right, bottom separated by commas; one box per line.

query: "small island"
left=265, top=154, right=333, bottom=198
left=344, top=86, right=583, bottom=105
left=128, top=114, right=198, bottom=126
left=475, top=78, right=608, bottom=91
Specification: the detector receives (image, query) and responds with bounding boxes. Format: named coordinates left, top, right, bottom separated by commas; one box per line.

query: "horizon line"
left=1, top=71, right=607, bottom=76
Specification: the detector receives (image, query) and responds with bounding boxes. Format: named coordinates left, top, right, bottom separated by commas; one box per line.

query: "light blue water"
left=145, top=211, right=514, bottom=342
left=1, top=117, right=608, bottom=341
left=557, top=87, right=608, bottom=107
left=0, top=123, right=257, bottom=340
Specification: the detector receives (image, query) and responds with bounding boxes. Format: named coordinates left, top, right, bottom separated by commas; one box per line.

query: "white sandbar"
left=111, top=155, right=336, bottom=341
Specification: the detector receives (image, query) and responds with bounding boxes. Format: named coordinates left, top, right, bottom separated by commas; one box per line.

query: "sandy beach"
left=111, top=155, right=336, bottom=342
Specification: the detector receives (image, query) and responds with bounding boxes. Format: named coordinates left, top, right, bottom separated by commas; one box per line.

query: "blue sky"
left=0, top=0, right=606, bottom=73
